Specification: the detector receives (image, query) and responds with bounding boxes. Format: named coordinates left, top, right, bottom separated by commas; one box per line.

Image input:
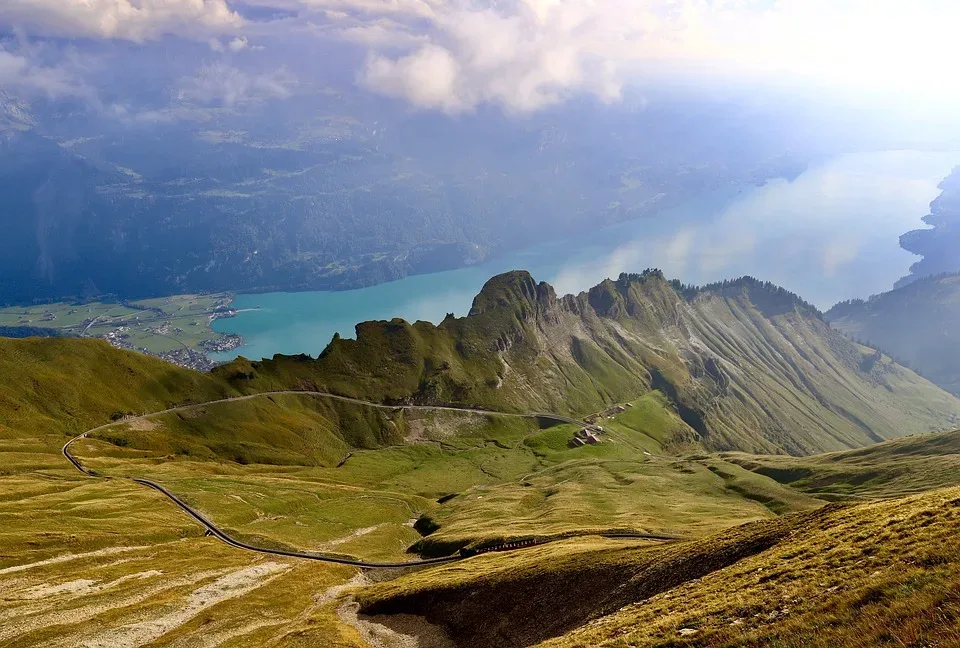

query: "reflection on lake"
left=213, top=150, right=958, bottom=362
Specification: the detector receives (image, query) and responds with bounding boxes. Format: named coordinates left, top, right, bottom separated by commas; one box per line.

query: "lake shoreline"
left=212, top=151, right=959, bottom=363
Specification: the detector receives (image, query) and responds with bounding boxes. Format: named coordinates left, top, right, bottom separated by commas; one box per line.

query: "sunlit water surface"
left=213, top=150, right=958, bottom=362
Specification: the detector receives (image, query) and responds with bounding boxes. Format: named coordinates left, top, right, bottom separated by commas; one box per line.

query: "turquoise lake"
left=213, top=150, right=959, bottom=362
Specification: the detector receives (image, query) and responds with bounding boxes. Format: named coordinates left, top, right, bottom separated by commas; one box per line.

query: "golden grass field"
left=3, top=326, right=960, bottom=647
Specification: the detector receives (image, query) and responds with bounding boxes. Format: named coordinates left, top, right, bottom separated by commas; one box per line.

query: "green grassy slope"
left=219, top=270, right=960, bottom=455
left=74, top=392, right=820, bottom=559
left=358, top=487, right=960, bottom=648
left=0, top=337, right=824, bottom=645
left=828, top=272, right=960, bottom=395
left=0, top=339, right=369, bottom=647
left=3, top=334, right=804, bottom=565
left=0, top=337, right=236, bottom=476
left=91, top=393, right=411, bottom=467
left=0, top=479, right=367, bottom=648
left=0, top=336, right=238, bottom=564
left=725, top=427, right=960, bottom=500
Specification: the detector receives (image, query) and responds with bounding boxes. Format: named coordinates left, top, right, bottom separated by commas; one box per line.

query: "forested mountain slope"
left=219, top=270, right=960, bottom=455
left=0, top=89, right=821, bottom=303
left=828, top=272, right=960, bottom=396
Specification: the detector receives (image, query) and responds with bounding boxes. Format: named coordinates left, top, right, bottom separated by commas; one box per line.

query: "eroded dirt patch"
left=0, top=546, right=148, bottom=576
left=79, top=561, right=290, bottom=648
left=124, top=417, right=160, bottom=432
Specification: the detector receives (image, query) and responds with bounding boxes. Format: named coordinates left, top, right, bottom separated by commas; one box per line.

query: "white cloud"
left=5, top=0, right=960, bottom=116
left=177, top=63, right=296, bottom=106
left=116, top=104, right=222, bottom=124
left=357, top=0, right=654, bottom=113
left=363, top=44, right=463, bottom=112
left=293, top=0, right=436, bottom=19
left=210, top=36, right=256, bottom=52
left=0, top=44, right=96, bottom=102
left=335, top=22, right=425, bottom=48
left=338, top=0, right=960, bottom=113
left=0, top=0, right=243, bottom=42
left=0, top=50, right=27, bottom=78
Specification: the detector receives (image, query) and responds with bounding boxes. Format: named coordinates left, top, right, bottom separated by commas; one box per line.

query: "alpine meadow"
left=4, top=1, right=960, bottom=645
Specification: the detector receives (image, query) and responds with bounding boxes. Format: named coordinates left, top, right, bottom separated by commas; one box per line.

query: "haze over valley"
left=209, top=150, right=958, bottom=362
left=4, top=1, right=960, bottom=647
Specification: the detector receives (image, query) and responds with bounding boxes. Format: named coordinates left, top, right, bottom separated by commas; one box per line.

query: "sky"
left=1, top=0, right=959, bottom=123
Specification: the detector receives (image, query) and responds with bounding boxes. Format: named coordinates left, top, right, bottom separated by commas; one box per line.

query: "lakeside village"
left=2, top=297, right=243, bottom=372
left=103, top=328, right=243, bottom=371
left=99, top=305, right=244, bottom=372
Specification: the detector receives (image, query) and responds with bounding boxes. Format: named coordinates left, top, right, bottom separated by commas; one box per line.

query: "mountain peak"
left=468, top=270, right=556, bottom=317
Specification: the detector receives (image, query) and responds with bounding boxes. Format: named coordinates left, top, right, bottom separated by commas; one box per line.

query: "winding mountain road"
left=62, top=390, right=670, bottom=569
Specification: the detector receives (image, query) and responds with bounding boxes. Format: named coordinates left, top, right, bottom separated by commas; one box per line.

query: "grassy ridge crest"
left=217, top=270, right=960, bottom=455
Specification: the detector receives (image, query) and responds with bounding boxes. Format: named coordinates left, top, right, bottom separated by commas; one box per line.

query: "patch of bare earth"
left=0, top=545, right=148, bottom=576
left=124, top=417, right=160, bottom=432
left=0, top=568, right=228, bottom=644
left=78, top=561, right=290, bottom=648
left=16, top=571, right=162, bottom=600
left=332, top=575, right=454, bottom=648
left=317, top=525, right=383, bottom=552
left=353, top=612, right=457, bottom=648
left=173, top=619, right=287, bottom=648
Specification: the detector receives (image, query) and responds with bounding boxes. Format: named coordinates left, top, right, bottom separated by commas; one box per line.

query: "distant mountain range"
left=0, top=86, right=840, bottom=304
left=828, top=272, right=960, bottom=396
left=0, top=89, right=34, bottom=131
left=898, top=166, right=960, bottom=285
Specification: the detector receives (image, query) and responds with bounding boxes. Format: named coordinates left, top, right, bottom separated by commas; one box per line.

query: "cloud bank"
left=2, top=0, right=960, bottom=116
left=357, top=0, right=640, bottom=113
left=0, top=42, right=96, bottom=102
left=177, top=62, right=296, bottom=106
left=0, top=0, right=243, bottom=42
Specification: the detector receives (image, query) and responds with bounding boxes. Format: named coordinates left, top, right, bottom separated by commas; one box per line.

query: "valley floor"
left=0, top=294, right=239, bottom=371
